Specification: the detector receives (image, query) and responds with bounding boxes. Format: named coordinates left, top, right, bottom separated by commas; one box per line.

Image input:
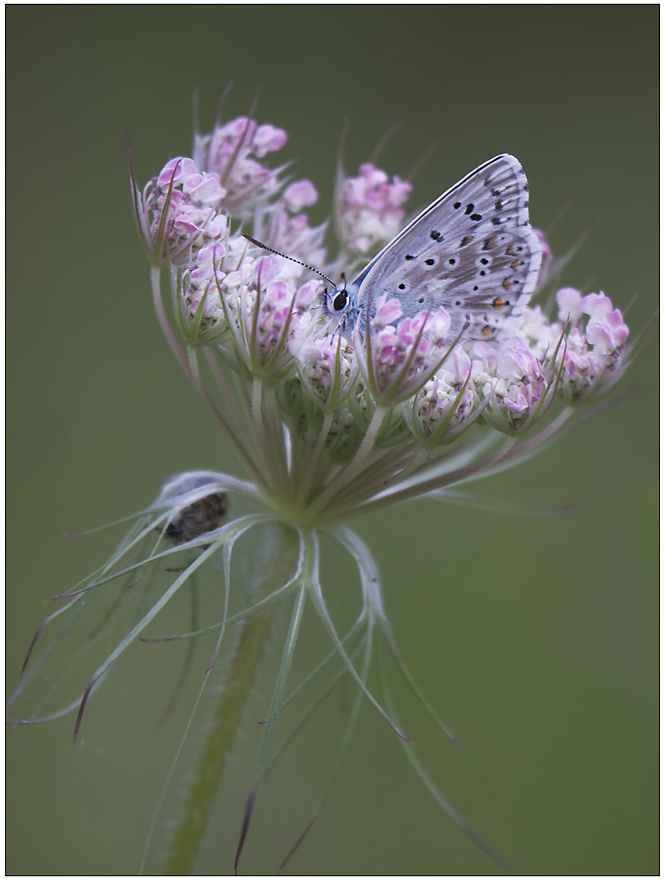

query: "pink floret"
left=284, top=180, right=318, bottom=211
left=581, top=292, right=614, bottom=320
left=253, top=124, right=288, bottom=157
left=556, top=287, right=583, bottom=322
left=373, top=294, right=403, bottom=327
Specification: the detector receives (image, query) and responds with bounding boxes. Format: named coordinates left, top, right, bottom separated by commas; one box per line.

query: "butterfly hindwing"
left=350, top=154, right=542, bottom=340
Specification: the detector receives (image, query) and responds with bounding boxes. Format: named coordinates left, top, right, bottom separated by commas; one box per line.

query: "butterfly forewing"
left=350, top=154, right=542, bottom=341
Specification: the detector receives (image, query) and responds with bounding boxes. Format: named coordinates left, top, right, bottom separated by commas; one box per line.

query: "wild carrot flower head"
left=130, top=157, right=227, bottom=267
left=195, top=116, right=288, bottom=215
left=555, top=287, right=631, bottom=401
left=12, top=98, right=645, bottom=874
left=337, top=162, right=412, bottom=256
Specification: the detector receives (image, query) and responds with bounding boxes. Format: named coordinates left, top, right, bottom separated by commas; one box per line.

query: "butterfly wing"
left=349, top=154, right=542, bottom=340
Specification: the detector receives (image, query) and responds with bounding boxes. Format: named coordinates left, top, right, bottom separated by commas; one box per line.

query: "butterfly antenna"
left=243, top=235, right=337, bottom=287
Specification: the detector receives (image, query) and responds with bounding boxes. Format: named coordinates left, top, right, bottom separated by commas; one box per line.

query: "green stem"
left=162, top=605, right=274, bottom=874
left=162, top=526, right=298, bottom=874
left=151, top=265, right=191, bottom=377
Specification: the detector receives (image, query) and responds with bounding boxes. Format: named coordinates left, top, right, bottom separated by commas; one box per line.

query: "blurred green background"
left=6, top=6, right=658, bottom=875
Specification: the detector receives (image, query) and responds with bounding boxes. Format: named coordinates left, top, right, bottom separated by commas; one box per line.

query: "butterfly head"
left=322, top=273, right=361, bottom=334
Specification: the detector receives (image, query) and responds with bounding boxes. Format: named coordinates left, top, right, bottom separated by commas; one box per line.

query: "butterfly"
left=323, top=153, right=542, bottom=342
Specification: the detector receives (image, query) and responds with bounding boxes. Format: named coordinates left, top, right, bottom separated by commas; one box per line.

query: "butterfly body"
left=325, top=154, right=542, bottom=341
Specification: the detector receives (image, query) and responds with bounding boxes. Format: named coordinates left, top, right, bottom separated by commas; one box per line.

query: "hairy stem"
left=162, top=525, right=298, bottom=874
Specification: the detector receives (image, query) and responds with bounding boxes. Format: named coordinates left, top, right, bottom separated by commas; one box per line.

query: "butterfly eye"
left=332, top=289, right=348, bottom=312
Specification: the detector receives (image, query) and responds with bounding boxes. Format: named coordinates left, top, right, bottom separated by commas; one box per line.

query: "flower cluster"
left=131, top=115, right=634, bottom=483
left=134, top=157, right=227, bottom=267
left=194, top=116, right=288, bottom=214
left=336, top=162, right=412, bottom=256
left=555, top=287, right=630, bottom=401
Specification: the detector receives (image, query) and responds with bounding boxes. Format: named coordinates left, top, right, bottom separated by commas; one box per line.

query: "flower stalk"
left=163, top=524, right=298, bottom=875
